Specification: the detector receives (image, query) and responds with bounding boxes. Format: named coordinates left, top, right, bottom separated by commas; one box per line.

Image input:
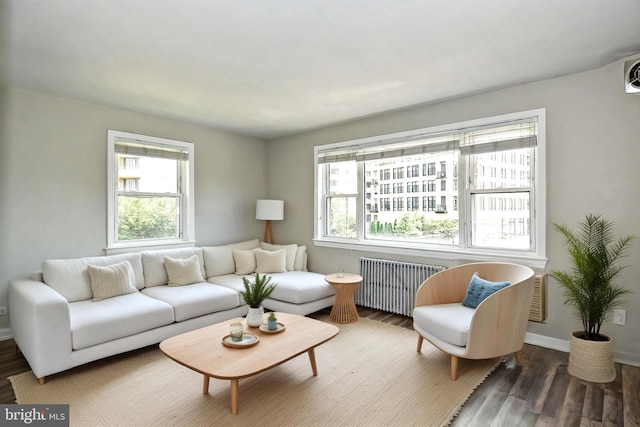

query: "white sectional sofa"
left=9, top=239, right=335, bottom=383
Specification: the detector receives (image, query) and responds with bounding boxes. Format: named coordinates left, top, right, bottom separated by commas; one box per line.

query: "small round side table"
left=325, top=273, right=363, bottom=324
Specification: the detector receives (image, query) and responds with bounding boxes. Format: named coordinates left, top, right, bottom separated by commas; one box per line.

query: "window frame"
left=106, top=130, right=195, bottom=254
left=313, top=109, right=547, bottom=269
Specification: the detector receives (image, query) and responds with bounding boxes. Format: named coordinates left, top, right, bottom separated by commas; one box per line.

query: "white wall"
left=267, top=58, right=640, bottom=365
left=0, top=88, right=267, bottom=333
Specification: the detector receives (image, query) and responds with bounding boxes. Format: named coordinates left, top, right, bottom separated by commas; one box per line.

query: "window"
left=325, top=161, right=358, bottom=238
left=407, top=197, right=420, bottom=211
left=122, top=178, right=139, bottom=192
left=427, top=196, right=436, bottom=211
left=107, top=130, right=195, bottom=252
left=314, top=109, right=546, bottom=266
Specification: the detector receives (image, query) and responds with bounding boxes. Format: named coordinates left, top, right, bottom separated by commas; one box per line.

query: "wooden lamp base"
left=263, top=220, right=274, bottom=244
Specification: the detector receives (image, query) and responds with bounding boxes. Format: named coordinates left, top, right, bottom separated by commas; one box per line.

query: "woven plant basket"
left=568, top=331, right=615, bottom=383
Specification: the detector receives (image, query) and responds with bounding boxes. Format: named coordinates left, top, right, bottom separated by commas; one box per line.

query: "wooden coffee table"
left=159, top=312, right=339, bottom=414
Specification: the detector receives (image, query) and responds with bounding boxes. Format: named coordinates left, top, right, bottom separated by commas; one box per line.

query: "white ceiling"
left=2, top=1, right=640, bottom=139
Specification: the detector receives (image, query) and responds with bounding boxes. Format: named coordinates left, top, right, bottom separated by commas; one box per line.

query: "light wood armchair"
left=413, top=262, right=535, bottom=380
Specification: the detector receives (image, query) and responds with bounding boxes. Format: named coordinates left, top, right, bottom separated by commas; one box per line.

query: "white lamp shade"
left=256, top=200, right=284, bottom=220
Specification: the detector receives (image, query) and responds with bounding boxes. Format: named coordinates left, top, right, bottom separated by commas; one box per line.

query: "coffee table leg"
left=308, top=348, right=318, bottom=376
left=230, top=379, right=239, bottom=414
left=202, top=375, right=210, bottom=394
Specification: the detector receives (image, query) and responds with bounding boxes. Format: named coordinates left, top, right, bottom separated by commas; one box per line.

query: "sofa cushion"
left=69, top=292, right=174, bottom=350
left=202, top=239, right=260, bottom=278
left=42, top=253, right=144, bottom=302
left=263, top=271, right=335, bottom=304
left=87, top=261, right=138, bottom=301
left=141, top=282, right=240, bottom=322
left=413, top=303, right=475, bottom=347
left=233, top=249, right=258, bottom=275
left=260, top=242, right=297, bottom=271
left=255, top=249, right=287, bottom=274
left=206, top=273, right=249, bottom=292
left=141, top=247, right=205, bottom=288
left=461, top=275, right=510, bottom=309
left=164, top=255, right=205, bottom=286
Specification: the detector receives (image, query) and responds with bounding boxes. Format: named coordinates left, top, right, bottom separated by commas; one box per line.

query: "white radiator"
left=357, top=257, right=445, bottom=317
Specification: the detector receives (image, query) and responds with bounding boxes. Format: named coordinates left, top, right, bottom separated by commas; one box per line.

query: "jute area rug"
left=10, top=317, right=500, bottom=427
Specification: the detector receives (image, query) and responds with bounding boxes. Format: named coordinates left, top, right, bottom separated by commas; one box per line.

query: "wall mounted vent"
left=528, top=275, right=547, bottom=322
left=624, top=58, right=640, bottom=94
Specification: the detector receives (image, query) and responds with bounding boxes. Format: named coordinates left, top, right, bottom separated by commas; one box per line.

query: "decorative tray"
left=222, top=333, right=259, bottom=348
left=259, top=322, right=286, bottom=334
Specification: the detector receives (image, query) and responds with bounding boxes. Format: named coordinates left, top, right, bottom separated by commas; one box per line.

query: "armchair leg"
left=38, top=376, right=46, bottom=385
left=514, top=351, right=522, bottom=365
left=450, top=355, right=458, bottom=381
left=416, top=335, right=423, bottom=352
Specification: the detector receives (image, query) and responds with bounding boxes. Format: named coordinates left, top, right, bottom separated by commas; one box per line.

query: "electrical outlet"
left=613, top=309, right=626, bottom=326
left=0, top=306, right=6, bottom=316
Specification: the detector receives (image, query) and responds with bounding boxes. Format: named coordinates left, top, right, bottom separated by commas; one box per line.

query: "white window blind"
left=114, top=139, right=189, bottom=161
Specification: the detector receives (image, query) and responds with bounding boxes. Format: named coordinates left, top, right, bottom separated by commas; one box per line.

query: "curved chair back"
left=464, top=263, right=535, bottom=359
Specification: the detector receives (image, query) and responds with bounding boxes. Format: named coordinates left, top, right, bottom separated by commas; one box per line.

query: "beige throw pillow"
left=255, top=249, right=287, bottom=274
left=88, top=261, right=138, bottom=301
left=233, top=249, right=258, bottom=275
left=164, top=255, right=204, bottom=286
left=201, top=239, right=260, bottom=278
left=260, top=242, right=297, bottom=271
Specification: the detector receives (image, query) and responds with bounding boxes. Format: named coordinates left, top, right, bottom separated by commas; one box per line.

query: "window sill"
left=104, top=240, right=196, bottom=256
left=313, top=238, right=548, bottom=271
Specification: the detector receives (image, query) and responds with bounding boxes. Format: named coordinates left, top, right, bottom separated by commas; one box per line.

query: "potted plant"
left=550, top=213, right=635, bottom=383
left=240, top=273, right=277, bottom=327
left=267, top=312, right=278, bottom=330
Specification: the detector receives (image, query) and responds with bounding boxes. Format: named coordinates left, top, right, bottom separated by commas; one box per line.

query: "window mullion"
left=460, top=150, right=471, bottom=251
left=357, top=162, right=364, bottom=241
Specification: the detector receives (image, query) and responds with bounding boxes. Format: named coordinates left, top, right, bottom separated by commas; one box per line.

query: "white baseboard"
left=525, top=331, right=570, bottom=353
left=0, top=328, right=12, bottom=341
left=525, top=332, right=640, bottom=367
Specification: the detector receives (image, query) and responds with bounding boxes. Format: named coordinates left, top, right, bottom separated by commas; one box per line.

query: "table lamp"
left=256, top=200, right=284, bottom=244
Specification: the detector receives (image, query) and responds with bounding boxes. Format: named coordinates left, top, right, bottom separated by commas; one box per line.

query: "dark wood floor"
left=2, top=307, right=639, bottom=426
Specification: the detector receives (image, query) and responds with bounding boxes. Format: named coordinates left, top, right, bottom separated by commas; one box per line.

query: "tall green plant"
left=550, top=214, right=635, bottom=340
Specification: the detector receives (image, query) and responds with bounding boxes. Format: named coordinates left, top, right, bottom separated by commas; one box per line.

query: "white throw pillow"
left=260, top=242, right=297, bottom=271
left=87, top=261, right=138, bottom=301
left=164, top=255, right=205, bottom=286
left=255, top=249, right=287, bottom=274
left=202, top=239, right=260, bottom=277
left=233, top=249, right=258, bottom=275
left=141, top=247, right=204, bottom=288
left=294, top=245, right=306, bottom=271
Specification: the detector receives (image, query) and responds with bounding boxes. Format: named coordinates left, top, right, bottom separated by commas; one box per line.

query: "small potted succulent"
left=267, top=312, right=278, bottom=331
